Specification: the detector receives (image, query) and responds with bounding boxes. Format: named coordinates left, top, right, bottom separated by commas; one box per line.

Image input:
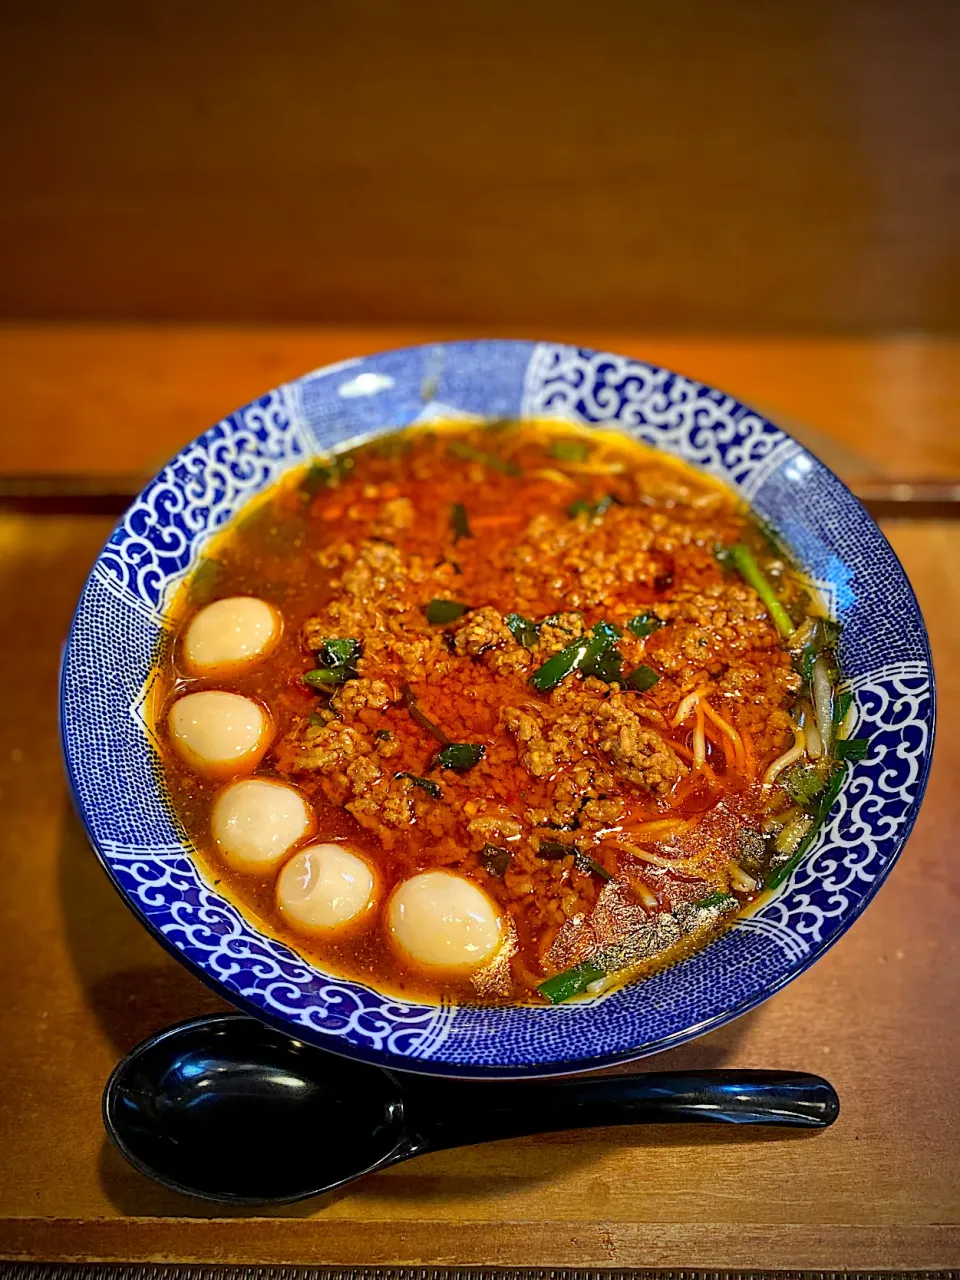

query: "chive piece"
left=307, top=712, right=327, bottom=727
left=481, top=843, right=511, bottom=877
left=766, top=765, right=846, bottom=889
left=567, top=493, right=618, bottom=519
left=301, top=461, right=334, bottom=494
left=505, top=612, right=539, bottom=648
left=301, top=455, right=354, bottom=495
left=625, top=664, right=660, bottom=692
left=537, top=839, right=577, bottom=860
left=821, top=618, right=842, bottom=649
left=780, top=762, right=827, bottom=806
left=394, top=771, right=442, bottom=799
left=627, top=611, right=663, bottom=638
left=836, top=737, right=871, bottom=760
left=319, top=637, right=360, bottom=666
left=303, top=668, right=346, bottom=688
left=436, top=742, right=486, bottom=771
left=725, top=544, right=795, bottom=639
left=694, top=891, right=738, bottom=910
left=575, top=852, right=613, bottom=882
left=425, top=598, right=469, bottom=624
left=538, top=960, right=606, bottom=1004
left=549, top=439, right=590, bottom=463
left=374, top=729, right=393, bottom=741
left=187, top=557, right=224, bottom=605
left=451, top=502, right=471, bottom=543
left=448, top=440, right=522, bottom=476
left=401, top=682, right=450, bottom=745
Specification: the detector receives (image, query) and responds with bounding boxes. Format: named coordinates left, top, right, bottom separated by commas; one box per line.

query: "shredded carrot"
left=469, top=514, right=527, bottom=528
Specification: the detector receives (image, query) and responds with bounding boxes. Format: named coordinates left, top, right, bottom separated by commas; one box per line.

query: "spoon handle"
left=404, top=1070, right=839, bottom=1153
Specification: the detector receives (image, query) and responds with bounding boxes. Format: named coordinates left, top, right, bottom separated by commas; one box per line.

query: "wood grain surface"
left=0, top=329, right=957, bottom=1270
left=1, top=1, right=958, bottom=331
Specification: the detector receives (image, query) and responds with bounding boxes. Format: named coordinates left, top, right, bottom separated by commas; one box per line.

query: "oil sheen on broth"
left=154, top=420, right=865, bottom=1006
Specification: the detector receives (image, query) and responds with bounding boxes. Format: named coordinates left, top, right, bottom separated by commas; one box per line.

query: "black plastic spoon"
left=103, top=1013, right=839, bottom=1204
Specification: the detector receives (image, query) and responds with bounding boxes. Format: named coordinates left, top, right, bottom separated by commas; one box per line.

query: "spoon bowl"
left=104, top=1013, right=840, bottom=1204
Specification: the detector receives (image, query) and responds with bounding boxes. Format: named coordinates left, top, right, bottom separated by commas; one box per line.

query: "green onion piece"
left=627, top=612, right=663, bottom=638
left=592, top=619, right=622, bottom=641
left=448, top=440, right=522, bottom=475
left=538, top=960, right=606, bottom=1004
left=319, top=637, right=360, bottom=666
left=568, top=498, right=593, bottom=518
left=188, top=557, right=223, bottom=605
left=303, top=668, right=346, bottom=688
left=585, top=646, right=624, bottom=684
left=799, top=645, right=818, bottom=681
left=549, top=439, right=590, bottom=463
left=530, top=636, right=591, bottom=692
left=374, top=729, right=393, bottom=741
left=833, top=690, right=853, bottom=729
left=766, top=764, right=846, bottom=889
left=780, top=762, right=827, bottom=806
left=504, top=612, right=539, bottom=648
left=625, top=664, right=660, bottom=692
left=394, top=772, right=442, bottom=799
left=451, top=502, right=471, bottom=542
left=401, top=682, right=450, bottom=745
left=836, top=737, right=871, bottom=760
left=693, top=891, right=738, bottom=910
left=530, top=622, right=617, bottom=692
left=725, top=544, right=796, bottom=638
left=425, top=598, right=469, bottom=624
left=436, top=742, right=486, bottom=771
left=481, top=844, right=511, bottom=877
left=307, top=712, right=327, bottom=727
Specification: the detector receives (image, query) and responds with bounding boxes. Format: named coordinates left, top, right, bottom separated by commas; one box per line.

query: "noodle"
left=762, top=718, right=806, bottom=787
left=671, top=685, right=711, bottom=728
left=693, top=705, right=706, bottom=770
left=615, top=841, right=714, bottom=874
left=702, top=701, right=748, bottom=774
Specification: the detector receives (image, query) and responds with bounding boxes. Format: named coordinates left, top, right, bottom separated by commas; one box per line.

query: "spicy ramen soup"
left=154, top=421, right=866, bottom=1005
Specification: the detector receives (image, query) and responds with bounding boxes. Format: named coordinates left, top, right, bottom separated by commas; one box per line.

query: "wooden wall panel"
left=0, top=0, right=957, bottom=329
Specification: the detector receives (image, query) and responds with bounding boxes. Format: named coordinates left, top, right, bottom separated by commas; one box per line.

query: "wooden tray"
left=0, top=329, right=958, bottom=1271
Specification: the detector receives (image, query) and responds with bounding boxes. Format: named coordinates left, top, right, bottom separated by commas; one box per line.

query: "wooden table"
left=1, top=328, right=958, bottom=1272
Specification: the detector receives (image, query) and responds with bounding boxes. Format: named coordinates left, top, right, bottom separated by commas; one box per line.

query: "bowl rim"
left=59, top=336, right=937, bottom=1078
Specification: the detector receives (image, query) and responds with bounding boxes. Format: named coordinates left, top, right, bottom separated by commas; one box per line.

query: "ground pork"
left=331, top=677, right=396, bottom=716
left=453, top=606, right=515, bottom=657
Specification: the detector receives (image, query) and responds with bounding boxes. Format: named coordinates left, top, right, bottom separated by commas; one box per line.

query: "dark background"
left=1, top=0, right=958, bottom=330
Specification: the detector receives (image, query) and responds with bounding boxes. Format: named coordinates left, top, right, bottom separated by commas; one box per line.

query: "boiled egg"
left=276, top=842, right=377, bottom=933
left=181, top=596, right=281, bottom=676
left=167, top=690, right=271, bottom=776
left=211, top=778, right=313, bottom=874
left=386, top=870, right=503, bottom=971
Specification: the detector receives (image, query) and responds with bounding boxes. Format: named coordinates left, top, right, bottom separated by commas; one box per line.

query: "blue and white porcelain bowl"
left=60, top=340, right=935, bottom=1078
